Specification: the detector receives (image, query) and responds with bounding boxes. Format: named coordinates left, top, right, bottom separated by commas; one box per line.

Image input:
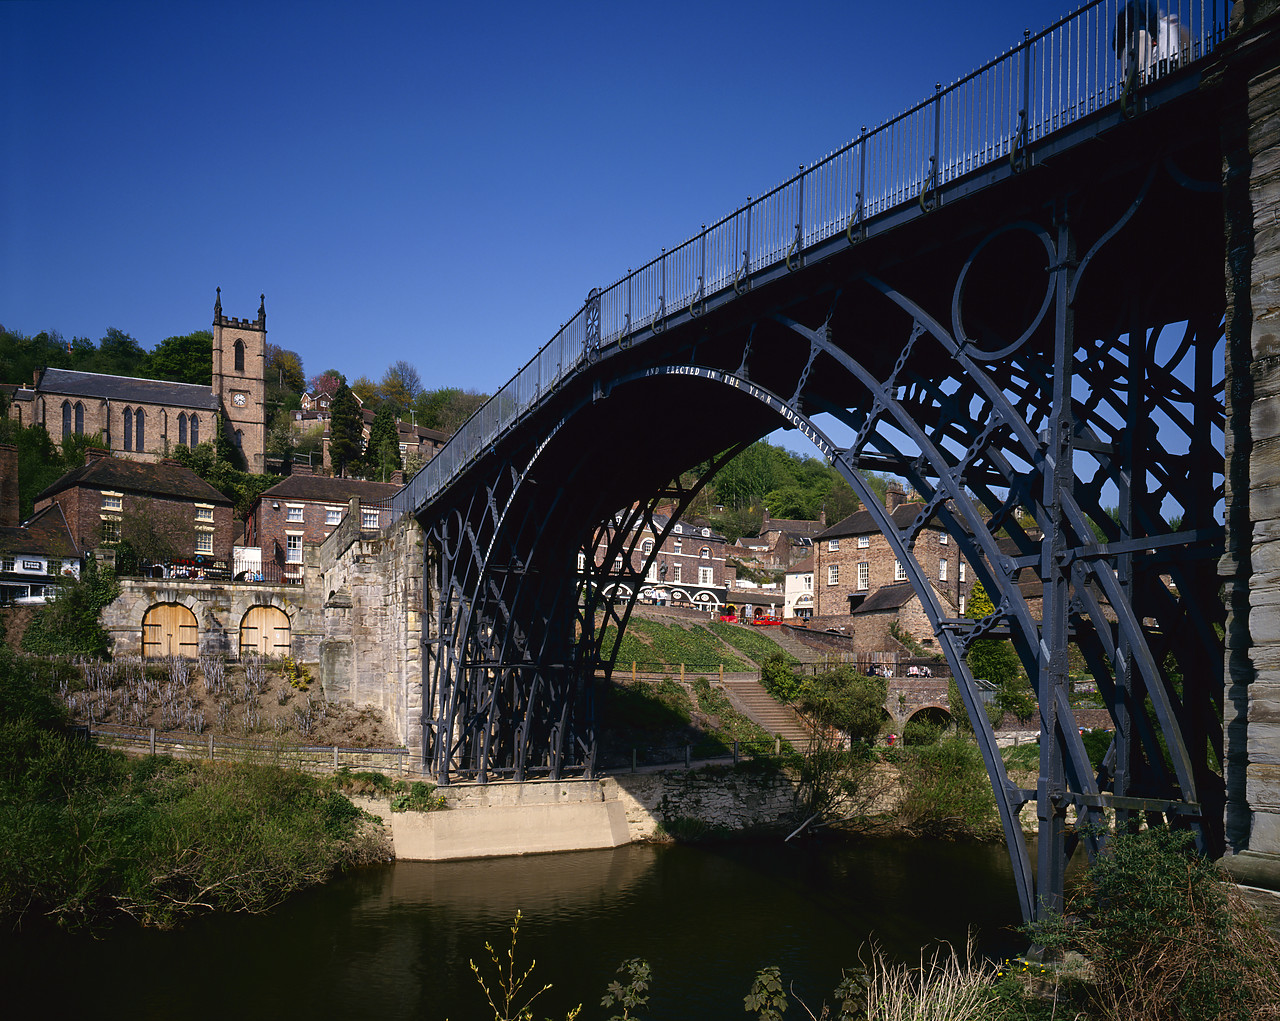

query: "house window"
left=286, top=534, right=303, bottom=563
left=857, top=562, right=869, bottom=590
left=47, top=559, right=60, bottom=576
left=894, top=559, right=906, bottom=581
left=135, top=408, right=145, bottom=450
left=195, top=505, right=214, bottom=523
left=190, top=415, right=199, bottom=445
left=178, top=413, right=187, bottom=446
left=102, top=520, right=121, bottom=542
left=61, top=401, right=71, bottom=439
left=123, top=407, right=133, bottom=451
left=286, top=505, right=304, bottom=522
left=828, top=564, right=839, bottom=585
left=325, top=507, right=343, bottom=525
left=234, top=340, right=245, bottom=372
left=102, top=493, right=122, bottom=511
left=641, top=538, right=654, bottom=555
left=959, top=562, right=967, bottom=582
left=939, top=558, right=948, bottom=581
left=361, top=509, right=379, bottom=530
left=672, top=563, right=682, bottom=583
left=577, top=552, right=586, bottom=572
left=647, top=562, right=658, bottom=581
left=614, top=555, right=624, bottom=571
left=857, top=534, right=870, bottom=548
left=1, top=556, right=13, bottom=572
left=804, top=574, right=813, bottom=590
left=699, top=566, right=713, bottom=586
left=939, top=533, right=948, bottom=545
left=828, top=539, right=840, bottom=551
left=195, top=532, right=214, bottom=554
left=673, top=524, right=682, bottom=534
left=700, top=546, right=710, bottom=560
left=959, top=596, right=966, bottom=615
left=673, top=538, right=682, bottom=553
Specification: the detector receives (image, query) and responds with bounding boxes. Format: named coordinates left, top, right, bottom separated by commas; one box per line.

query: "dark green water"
left=1, top=837, right=1031, bottom=1020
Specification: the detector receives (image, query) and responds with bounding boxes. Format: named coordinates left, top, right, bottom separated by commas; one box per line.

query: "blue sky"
left=3, top=0, right=1076, bottom=396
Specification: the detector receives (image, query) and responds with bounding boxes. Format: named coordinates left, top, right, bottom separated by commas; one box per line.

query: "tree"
left=265, top=344, right=306, bottom=394
left=307, top=370, right=344, bottom=397
left=144, top=331, right=213, bottom=386
left=328, top=384, right=363, bottom=477
left=21, top=556, right=120, bottom=658
left=378, top=360, right=422, bottom=414
left=366, top=405, right=402, bottom=481
left=414, top=387, right=488, bottom=433
left=349, top=375, right=378, bottom=407
left=92, top=327, right=147, bottom=376
left=795, top=664, right=888, bottom=745
left=952, top=580, right=1025, bottom=730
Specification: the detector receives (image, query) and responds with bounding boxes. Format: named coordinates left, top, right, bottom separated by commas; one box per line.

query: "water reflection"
left=0, top=837, right=1031, bottom=1021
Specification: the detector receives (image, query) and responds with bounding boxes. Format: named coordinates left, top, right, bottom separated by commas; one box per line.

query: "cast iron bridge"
left=390, top=0, right=1235, bottom=923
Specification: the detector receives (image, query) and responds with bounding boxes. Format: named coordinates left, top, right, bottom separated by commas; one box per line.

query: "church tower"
left=211, top=288, right=267, bottom=470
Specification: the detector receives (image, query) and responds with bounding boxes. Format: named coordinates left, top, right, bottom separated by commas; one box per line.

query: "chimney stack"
left=390, top=469, right=405, bottom=486
left=885, top=481, right=906, bottom=513
left=0, top=444, right=19, bottom=528
left=83, top=447, right=111, bottom=466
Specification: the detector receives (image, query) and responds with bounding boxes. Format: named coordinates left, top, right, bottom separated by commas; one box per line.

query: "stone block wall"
left=605, top=769, right=799, bottom=841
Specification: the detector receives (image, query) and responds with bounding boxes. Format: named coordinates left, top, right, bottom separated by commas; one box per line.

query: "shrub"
left=390, top=780, right=446, bottom=812
left=20, top=557, right=120, bottom=659
left=896, top=737, right=999, bottom=839
left=760, top=652, right=800, bottom=702
left=1033, top=826, right=1280, bottom=1021
left=901, top=718, right=941, bottom=746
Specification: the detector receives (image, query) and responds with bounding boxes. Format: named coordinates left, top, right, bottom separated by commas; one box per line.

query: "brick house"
left=593, top=513, right=729, bottom=614
left=813, top=484, right=974, bottom=647
left=33, top=449, right=235, bottom=562
left=244, top=472, right=400, bottom=582
left=0, top=444, right=81, bottom=603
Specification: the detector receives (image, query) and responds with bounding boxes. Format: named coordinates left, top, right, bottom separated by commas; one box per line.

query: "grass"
left=601, top=618, right=750, bottom=673
left=708, top=620, right=800, bottom=666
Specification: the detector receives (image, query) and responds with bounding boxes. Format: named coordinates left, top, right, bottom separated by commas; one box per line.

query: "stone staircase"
left=719, top=675, right=812, bottom=751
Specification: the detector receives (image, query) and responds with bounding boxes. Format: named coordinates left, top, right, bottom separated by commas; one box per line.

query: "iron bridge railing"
left=392, top=0, right=1231, bottom=517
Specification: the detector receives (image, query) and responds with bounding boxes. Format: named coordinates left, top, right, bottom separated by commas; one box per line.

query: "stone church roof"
left=36, top=367, right=221, bottom=411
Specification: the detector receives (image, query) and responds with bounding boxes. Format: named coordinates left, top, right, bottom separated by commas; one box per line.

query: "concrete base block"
left=1222, top=849, right=1280, bottom=893
left=391, top=800, right=631, bottom=861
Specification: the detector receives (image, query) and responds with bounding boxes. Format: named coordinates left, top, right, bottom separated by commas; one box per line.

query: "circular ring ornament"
left=950, top=221, right=1056, bottom=362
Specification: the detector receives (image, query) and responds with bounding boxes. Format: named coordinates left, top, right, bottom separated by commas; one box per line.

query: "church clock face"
left=232, top=392, right=247, bottom=407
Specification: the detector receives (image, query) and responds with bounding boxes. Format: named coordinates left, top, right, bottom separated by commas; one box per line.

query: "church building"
left=4, top=290, right=268, bottom=470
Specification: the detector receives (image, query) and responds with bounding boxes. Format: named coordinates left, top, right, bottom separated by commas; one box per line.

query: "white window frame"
left=939, top=532, right=948, bottom=545
left=195, top=532, right=214, bottom=555
left=673, top=538, right=682, bottom=553
left=828, top=564, right=839, bottom=586
left=828, top=538, right=840, bottom=551
left=700, top=546, right=710, bottom=560
left=361, top=509, right=379, bottom=530
left=286, top=504, right=305, bottom=523
left=959, top=561, right=967, bottom=582
left=894, top=559, right=906, bottom=582
left=699, top=566, right=713, bottom=586
left=857, top=534, right=870, bottom=548
left=285, top=532, right=304, bottom=564
left=101, top=519, right=121, bottom=542
left=857, top=562, right=869, bottom=590
left=101, top=491, right=123, bottom=511
left=195, top=503, right=214, bottom=522
left=672, top=563, right=682, bottom=583
left=939, top=558, right=948, bottom=582
left=325, top=506, right=344, bottom=525
left=1, top=556, right=13, bottom=572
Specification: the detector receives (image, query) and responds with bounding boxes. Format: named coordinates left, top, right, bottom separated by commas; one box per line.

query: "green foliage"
left=744, top=966, right=788, bottom=1020
left=896, top=737, right=1000, bottom=839
left=947, top=676, right=1004, bottom=732
left=20, top=556, right=120, bottom=658
left=994, top=676, right=1037, bottom=724
left=796, top=664, right=887, bottom=745
left=330, top=767, right=393, bottom=797
left=169, top=442, right=279, bottom=517
left=464, top=910, right=582, bottom=1021
left=708, top=622, right=797, bottom=666
left=0, top=649, right=69, bottom=730
left=279, top=656, right=311, bottom=691
left=145, top=331, right=213, bottom=385
left=1032, top=826, right=1280, bottom=1021
left=964, top=582, right=1022, bottom=691
left=0, top=653, right=385, bottom=930
left=0, top=418, right=97, bottom=520
left=622, top=619, right=749, bottom=673
left=328, top=383, right=363, bottom=477
left=902, top=718, right=942, bottom=746
left=365, top=404, right=402, bottom=479
left=390, top=780, right=446, bottom=812
left=601, top=958, right=651, bottom=1021
left=414, top=386, right=491, bottom=434
left=760, top=652, right=801, bottom=703
left=1080, top=728, right=1112, bottom=771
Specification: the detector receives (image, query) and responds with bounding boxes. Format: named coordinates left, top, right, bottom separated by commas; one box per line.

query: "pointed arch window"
left=123, top=408, right=133, bottom=451
left=135, top=408, right=145, bottom=451
left=178, top=413, right=187, bottom=446
left=234, top=340, right=245, bottom=372
left=62, top=401, right=71, bottom=439
left=190, top=414, right=199, bottom=446
left=74, top=402, right=84, bottom=435
left=234, top=429, right=243, bottom=448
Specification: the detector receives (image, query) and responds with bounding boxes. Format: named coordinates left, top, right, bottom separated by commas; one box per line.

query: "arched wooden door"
left=141, top=603, right=198, bottom=658
left=240, top=605, right=291, bottom=658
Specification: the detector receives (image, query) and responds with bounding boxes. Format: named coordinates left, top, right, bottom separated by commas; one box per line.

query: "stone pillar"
left=1219, top=0, right=1280, bottom=889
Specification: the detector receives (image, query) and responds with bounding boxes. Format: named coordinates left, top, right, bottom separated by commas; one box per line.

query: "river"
left=1, top=836, right=1037, bottom=1020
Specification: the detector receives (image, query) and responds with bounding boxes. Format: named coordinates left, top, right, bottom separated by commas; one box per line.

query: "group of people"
left=1114, top=1, right=1191, bottom=83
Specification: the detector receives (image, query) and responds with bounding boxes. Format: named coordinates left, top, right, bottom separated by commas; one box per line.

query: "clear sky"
left=3, top=0, right=1077, bottom=396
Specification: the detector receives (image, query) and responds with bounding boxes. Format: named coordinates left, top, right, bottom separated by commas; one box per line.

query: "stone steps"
left=719, top=676, right=812, bottom=750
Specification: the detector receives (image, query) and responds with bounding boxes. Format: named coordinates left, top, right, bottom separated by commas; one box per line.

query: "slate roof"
left=34, top=456, right=231, bottom=505
left=850, top=582, right=920, bottom=614
left=257, top=475, right=401, bottom=504
left=0, top=503, right=80, bottom=558
left=37, top=367, right=220, bottom=411
left=787, top=554, right=815, bottom=574
left=816, top=502, right=929, bottom=540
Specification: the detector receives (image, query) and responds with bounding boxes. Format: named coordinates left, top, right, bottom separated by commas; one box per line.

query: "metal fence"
left=393, top=0, right=1230, bottom=518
